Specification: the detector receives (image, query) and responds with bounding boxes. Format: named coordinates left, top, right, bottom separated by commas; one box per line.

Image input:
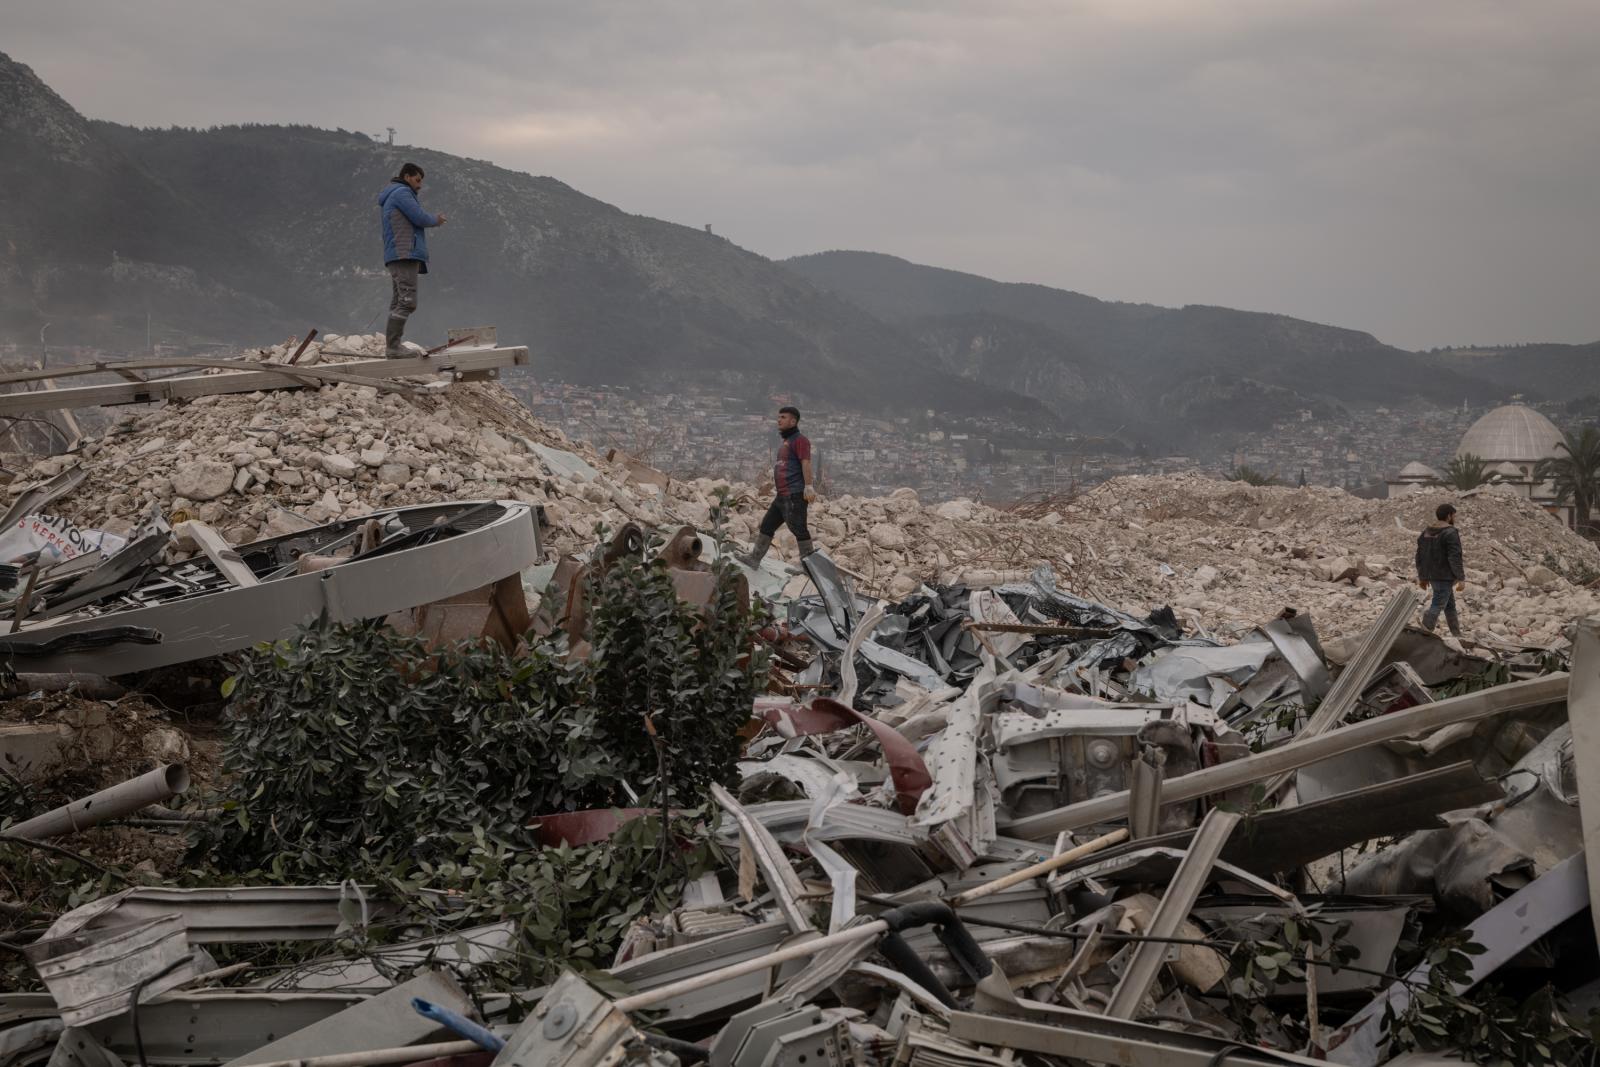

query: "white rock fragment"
left=171, top=460, right=235, bottom=502
left=321, top=454, right=360, bottom=480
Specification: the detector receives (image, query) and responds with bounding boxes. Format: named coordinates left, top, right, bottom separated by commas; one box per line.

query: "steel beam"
left=1003, top=672, right=1567, bottom=839
left=1103, top=808, right=1241, bottom=1018
left=710, top=782, right=815, bottom=935
left=1568, top=619, right=1600, bottom=953
left=226, top=972, right=473, bottom=1066
left=87, top=991, right=367, bottom=1062
left=1070, top=760, right=1504, bottom=878
left=0, top=500, right=538, bottom=675
left=64, top=885, right=400, bottom=944
left=946, top=1007, right=1325, bottom=1066
left=0, top=348, right=529, bottom=416
left=1261, top=588, right=1415, bottom=795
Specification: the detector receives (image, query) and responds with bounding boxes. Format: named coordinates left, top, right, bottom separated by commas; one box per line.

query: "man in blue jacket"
left=378, top=163, right=447, bottom=358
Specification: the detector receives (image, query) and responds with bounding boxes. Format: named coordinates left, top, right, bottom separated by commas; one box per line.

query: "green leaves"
left=1378, top=931, right=1595, bottom=1065
left=187, top=545, right=764, bottom=989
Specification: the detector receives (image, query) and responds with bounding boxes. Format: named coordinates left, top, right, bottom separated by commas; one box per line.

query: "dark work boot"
left=739, top=535, right=772, bottom=569
left=384, top=315, right=407, bottom=358
left=1421, top=610, right=1439, bottom=633
left=797, top=538, right=816, bottom=559
left=1445, top=610, right=1462, bottom=638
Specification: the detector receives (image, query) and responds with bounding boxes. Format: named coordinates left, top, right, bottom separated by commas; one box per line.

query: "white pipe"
left=613, top=920, right=889, bottom=1013
left=947, top=827, right=1129, bottom=907
left=2, top=764, right=190, bottom=840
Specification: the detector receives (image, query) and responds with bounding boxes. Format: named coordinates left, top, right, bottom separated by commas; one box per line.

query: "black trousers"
left=759, top=493, right=810, bottom=541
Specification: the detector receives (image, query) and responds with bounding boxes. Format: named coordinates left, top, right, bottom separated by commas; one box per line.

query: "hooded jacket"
left=378, top=179, right=440, bottom=271
left=1416, top=521, right=1464, bottom=582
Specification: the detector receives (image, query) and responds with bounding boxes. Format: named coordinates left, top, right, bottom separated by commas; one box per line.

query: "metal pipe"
left=613, top=921, right=889, bottom=1013
left=2, top=764, right=190, bottom=840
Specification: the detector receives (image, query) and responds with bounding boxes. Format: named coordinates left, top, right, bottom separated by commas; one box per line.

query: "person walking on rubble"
left=740, top=406, right=817, bottom=567
left=1416, top=501, right=1466, bottom=637
left=377, top=163, right=447, bottom=358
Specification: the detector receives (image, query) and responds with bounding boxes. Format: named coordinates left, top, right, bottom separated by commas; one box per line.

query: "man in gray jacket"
left=377, top=163, right=447, bottom=358
left=1416, top=502, right=1465, bottom=636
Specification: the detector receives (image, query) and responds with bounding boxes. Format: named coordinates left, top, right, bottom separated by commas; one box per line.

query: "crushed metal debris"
left=3, top=331, right=1599, bottom=1066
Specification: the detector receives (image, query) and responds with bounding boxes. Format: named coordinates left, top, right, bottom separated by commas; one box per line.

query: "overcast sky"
left=7, top=0, right=1598, bottom=349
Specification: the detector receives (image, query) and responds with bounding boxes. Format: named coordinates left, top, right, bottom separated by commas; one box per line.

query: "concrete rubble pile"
left=15, top=342, right=1600, bottom=655
left=12, top=336, right=1597, bottom=649
left=1058, top=473, right=1600, bottom=646
left=4, top=334, right=1600, bottom=1066
left=16, top=333, right=1101, bottom=601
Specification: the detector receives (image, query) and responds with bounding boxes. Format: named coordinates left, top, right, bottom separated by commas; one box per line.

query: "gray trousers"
left=385, top=260, right=420, bottom=354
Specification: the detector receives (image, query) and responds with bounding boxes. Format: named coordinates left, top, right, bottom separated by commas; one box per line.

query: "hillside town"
left=508, top=375, right=1591, bottom=506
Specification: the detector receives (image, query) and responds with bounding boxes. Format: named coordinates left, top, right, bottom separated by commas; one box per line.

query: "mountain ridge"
left=2, top=48, right=1589, bottom=450
left=0, top=50, right=1038, bottom=420
left=780, top=250, right=1510, bottom=416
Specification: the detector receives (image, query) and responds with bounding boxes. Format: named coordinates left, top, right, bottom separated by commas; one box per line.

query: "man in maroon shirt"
left=741, top=406, right=817, bottom=567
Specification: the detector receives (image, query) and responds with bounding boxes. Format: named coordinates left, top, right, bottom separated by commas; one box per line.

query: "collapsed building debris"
left=4, top=332, right=1600, bottom=1066
left=0, top=498, right=539, bottom=675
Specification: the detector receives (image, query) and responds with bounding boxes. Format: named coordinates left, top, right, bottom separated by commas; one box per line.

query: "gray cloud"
left=5, top=0, right=1598, bottom=348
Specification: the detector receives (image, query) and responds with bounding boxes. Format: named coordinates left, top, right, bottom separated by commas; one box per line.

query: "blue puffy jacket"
left=378, top=179, right=440, bottom=272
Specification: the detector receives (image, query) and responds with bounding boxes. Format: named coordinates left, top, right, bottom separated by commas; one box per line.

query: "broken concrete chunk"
left=1526, top=564, right=1559, bottom=588
left=170, top=459, right=235, bottom=502
left=870, top=523, right=907, bottom=549
left=377, top=461, right=412, bottom=486
left=1316, top=556, right=1360, bottom=582
left=321, top=454, right=359, bottom=480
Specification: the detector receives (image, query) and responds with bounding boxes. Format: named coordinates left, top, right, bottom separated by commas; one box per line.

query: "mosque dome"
left=1397, top=461, right=1440, bottom=480
left=1457, top=404, right=1564, bottom=464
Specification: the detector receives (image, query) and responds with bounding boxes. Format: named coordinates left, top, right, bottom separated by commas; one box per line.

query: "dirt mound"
left=1056, top=473, right=1600, bottom=643
left=7, top=337, right=1600, bottom=645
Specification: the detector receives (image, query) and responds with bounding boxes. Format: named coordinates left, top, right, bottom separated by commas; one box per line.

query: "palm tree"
left=1441, top=453, right=1491, bottom=491
left=1536, top=427, right=1600, bottom=534
left=1227, top=466, right=1280, bottom=487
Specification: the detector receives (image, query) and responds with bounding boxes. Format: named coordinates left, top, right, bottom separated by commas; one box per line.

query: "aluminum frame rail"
left=1103, top=807, right=1241, bottom=1018
left=0, top=500, right=539, bottom=674
left=1258, top=588, right=1416, bottom=796
left=1568, top=618, right=1600, bottom=951
left=946, top=1006, right=1326, bottom=1066
left=0, top=347, right=530, bottom=416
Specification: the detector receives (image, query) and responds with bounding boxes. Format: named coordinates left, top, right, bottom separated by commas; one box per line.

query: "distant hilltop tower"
left=386, top=127, right=396, bottom=146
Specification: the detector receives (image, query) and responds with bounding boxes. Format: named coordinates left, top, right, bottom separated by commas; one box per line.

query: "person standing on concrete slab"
left=741, top=406, right=817, bottom=567
left=1416, top=501, right=1465, bottom=636
left=378, top=162, right=447, bottom=358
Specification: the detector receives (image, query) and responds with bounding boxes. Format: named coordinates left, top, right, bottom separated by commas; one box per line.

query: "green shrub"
left=190, top=545, right=766, bottom=983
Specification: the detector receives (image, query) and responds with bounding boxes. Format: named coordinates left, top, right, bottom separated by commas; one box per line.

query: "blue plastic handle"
left=411, top=997, right=507, bottom=1053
